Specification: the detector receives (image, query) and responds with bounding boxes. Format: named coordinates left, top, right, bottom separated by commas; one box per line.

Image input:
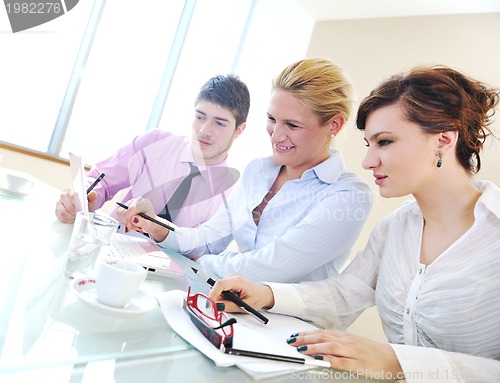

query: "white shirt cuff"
left=262, top=282, right=305, bottom=315
left=389, top=343, right=456, bottom=383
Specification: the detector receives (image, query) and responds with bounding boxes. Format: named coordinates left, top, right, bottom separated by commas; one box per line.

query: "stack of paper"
left=156, top=290, right=329, bottom=380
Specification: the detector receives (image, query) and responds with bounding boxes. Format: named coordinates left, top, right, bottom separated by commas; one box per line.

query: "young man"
left=55, top=74, right=250, bottom=227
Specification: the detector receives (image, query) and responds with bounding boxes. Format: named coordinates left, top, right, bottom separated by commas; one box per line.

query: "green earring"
left=437, top=151, right=443, bottom=168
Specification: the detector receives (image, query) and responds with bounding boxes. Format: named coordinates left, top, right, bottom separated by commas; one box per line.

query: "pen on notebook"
left=116, top=202, right=177, bottom=233
left=225, top=348, right=330, bottom=368
left=86, top=173, right=105, bottom=194
left=191, top=267, right=269, bottom=325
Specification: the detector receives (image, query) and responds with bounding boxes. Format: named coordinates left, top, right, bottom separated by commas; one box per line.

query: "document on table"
left=156, top=290, right=328, bottom=380
left=69, top=152, right=88, bottom=213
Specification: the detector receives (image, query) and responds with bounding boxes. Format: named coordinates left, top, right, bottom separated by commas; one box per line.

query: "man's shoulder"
left=141, top=129, right=187, bottom=141
left=137, top=129, right=190, bottom=149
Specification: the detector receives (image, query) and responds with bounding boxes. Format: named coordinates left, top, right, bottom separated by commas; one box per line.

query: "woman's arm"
left=390, top=344, right=500, bottom=383
left=287, top=330, right=500, bottom=383
left=199, top=185, right=373, bottom=283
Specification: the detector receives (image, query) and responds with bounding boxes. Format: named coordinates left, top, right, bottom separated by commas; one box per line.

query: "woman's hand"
left=116, top=197, right=170, bottom=242
left=288, top=330, right=404, bottom=381
left=208, top=275, right=275, bottom=313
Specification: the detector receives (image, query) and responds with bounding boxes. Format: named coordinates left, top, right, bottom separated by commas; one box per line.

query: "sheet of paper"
left=156, top=290, right=326, bottom=380
left=69, top=152, right=88, bottom=214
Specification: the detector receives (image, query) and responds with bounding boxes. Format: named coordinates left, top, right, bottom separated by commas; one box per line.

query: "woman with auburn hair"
left=209, top=66, right=500, bottom=381
left=119, top=58, right=373, bottom=283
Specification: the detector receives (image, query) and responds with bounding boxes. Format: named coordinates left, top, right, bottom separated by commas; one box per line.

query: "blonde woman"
left=119, top=58, right=373, bottom=283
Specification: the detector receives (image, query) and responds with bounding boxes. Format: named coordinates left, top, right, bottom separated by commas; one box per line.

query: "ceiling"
left=298, top=0, right=500, bottom=21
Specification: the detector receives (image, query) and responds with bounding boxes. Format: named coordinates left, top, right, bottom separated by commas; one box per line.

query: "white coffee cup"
left=95, top=258, right=147, bottom=308
left=1, top=169, right=35, bottom=194
left=7, top=172, right=33, bottom=192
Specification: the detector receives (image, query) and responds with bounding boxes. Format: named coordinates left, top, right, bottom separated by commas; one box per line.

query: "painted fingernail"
left=286, top=337, right=297, bottom=344
left=297, top=345, right=308, bottom=352
left=216, top=303, right=225, bottom=311
left=314, top=355, right=324, bottom=360
left=132, top=217, right=139, bottom=224
left=290, top=333, right=299, bottom=337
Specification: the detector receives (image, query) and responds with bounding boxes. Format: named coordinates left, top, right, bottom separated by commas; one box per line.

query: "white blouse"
left=268, top=181, right=500, bottom=383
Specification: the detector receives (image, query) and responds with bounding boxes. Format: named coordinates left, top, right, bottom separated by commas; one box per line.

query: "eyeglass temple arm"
left=213, top=317, right=237, bottom=330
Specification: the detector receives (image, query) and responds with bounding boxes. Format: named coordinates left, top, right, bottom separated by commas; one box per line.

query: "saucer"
left=0, top=184, right=31, bottom=198
left=69, top=277, right=157, bottom=318
left=0, top=185, right=31, bottom=198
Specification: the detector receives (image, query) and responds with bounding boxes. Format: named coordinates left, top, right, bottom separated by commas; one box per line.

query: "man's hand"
left=55, top=189, right=98, bottom=223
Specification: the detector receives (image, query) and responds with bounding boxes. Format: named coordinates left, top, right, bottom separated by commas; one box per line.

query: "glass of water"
left=65, top=211, right=119, bottom=279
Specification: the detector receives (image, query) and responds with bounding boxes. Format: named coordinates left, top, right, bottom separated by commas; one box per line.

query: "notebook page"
left=156, top=290, right=325, bottom=380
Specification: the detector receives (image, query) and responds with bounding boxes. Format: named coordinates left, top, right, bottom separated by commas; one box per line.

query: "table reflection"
left=0, top=175, right=193, bottom=374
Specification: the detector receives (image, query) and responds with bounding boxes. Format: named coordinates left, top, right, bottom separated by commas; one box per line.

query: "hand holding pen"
left=86, top=173, right=105, bottom=194
left=194, top=268, right=270, bottom=325
left=55, top=173, right=104, bottom=224
left=116, top=198, right=181, bottom=242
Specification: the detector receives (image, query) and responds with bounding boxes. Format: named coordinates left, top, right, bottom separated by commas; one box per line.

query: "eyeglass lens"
left=192, top=293, right=219, bottom=319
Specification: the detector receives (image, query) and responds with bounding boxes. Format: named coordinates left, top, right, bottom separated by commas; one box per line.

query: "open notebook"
left=108, top=233, right=184, bottom=277
left=157, top=290, right=327, bottom=380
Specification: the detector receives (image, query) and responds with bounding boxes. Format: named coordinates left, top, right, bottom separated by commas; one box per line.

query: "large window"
left=1, top=0, right=314, bottom=172
left=60, top=0, right=188, bottom=161
left=0, top=0, right=94, bottom=151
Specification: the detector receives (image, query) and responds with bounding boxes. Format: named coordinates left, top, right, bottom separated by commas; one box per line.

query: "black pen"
left=191, top=267, right=269, bottom=325
left=116, top=201, right=177, bottom=233
left=86, top=173, right=105, bottom=194
left=225, top=347, right=330, bottom=367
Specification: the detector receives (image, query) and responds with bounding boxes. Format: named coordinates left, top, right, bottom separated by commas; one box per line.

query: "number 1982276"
left=5, top=2, right=63, bottom=14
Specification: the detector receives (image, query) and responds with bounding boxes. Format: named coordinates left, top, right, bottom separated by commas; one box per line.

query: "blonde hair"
left=272, top=57, right=356, bottom=125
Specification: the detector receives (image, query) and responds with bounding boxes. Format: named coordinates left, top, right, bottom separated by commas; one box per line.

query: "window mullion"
left=231, top=0, right=256, bottom=73
left=145, top=0, right=197, bottom=132
left=47, top=0, right=107, bottom=156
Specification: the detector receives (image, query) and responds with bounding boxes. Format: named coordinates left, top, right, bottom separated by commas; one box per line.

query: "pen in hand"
left=86, top=173, right=105, bottom=194
left=191, top=267, right=269, bottom=325
left=116, top=201, right=177, bottom=233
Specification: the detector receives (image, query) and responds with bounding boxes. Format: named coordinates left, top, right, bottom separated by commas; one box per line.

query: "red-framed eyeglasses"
left=183, top=286, right=236, bottom=350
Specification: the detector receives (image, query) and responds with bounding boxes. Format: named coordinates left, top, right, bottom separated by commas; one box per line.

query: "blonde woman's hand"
left=116, top=197, right=170, bottom=242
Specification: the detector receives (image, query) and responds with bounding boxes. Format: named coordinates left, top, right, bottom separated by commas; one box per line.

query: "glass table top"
left=0, top=180, right=200, bottom=373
